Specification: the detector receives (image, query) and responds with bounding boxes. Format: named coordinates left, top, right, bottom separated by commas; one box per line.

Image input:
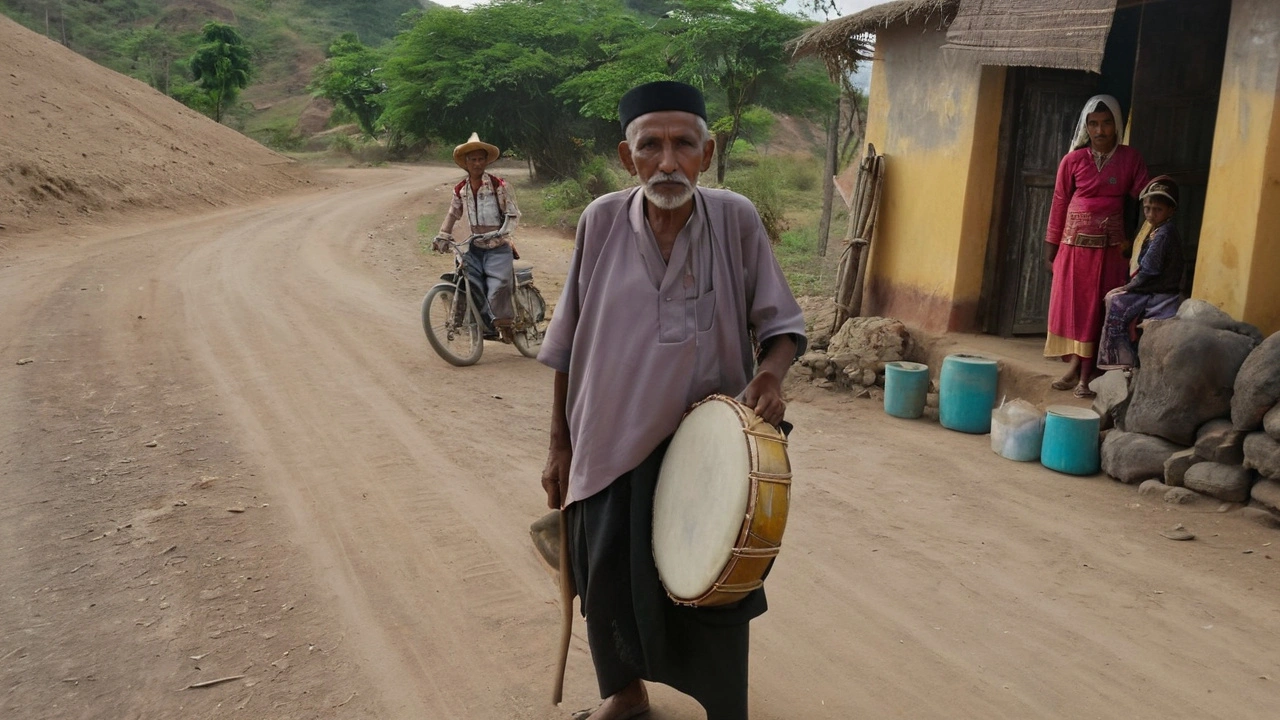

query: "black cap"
left=618, top=80, right=707, bottom=133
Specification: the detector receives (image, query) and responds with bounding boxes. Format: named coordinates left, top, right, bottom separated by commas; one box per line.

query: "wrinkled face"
left=1142, top=196, right=1175, bottom=227
left=465, top=149, right=489, bottom=177
left=1086, top=108, right=1117, bottom=152
left=619, top=111, right=715, bottom=211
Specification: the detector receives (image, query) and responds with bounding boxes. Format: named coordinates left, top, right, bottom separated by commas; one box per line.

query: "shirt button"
left=664, top=297, right=671, bottom=301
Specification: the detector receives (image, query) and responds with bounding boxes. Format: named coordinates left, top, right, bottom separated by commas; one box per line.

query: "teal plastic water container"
left=883, top=361, right=930, bottom=419
left=1041, top=405, right=1102, bottom=475
left=938, top=354, right=998, bottom=433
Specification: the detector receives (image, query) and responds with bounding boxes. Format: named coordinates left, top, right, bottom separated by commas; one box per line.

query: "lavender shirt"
left=538, top=186, right=807, bottom=506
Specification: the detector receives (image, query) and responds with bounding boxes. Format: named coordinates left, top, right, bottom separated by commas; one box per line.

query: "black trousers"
left=565, top=441, right=766, bottom=720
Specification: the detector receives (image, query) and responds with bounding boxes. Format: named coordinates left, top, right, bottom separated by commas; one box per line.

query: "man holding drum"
left=538, top=80, right=807, bottom=720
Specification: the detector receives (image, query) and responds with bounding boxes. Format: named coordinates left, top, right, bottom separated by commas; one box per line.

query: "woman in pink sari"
left=1044, top=95, right=1149, bottom=398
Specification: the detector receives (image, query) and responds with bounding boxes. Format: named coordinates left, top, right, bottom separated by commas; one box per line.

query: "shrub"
left=784, top=160, right=819, bottom=193
left=542, top=178, right=591, bottom=212
left=725, top=163, right=786, bottom=243
left=330, top=133, right=357, bottom=153
left=577, top=156, right=621, bottom=198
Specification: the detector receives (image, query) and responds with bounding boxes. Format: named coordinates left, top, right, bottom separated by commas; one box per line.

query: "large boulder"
left=1089, top=369, right=1131, bottom=431
left=1266, top=405, right=1280, bottom=440
left=1101, top=430, right=1185, bottom=484
left=1193, top=418, right=1246, bottom=465
left=1231, top=332, right=1280, bottom=432
left=1124, top=318, right=1258, bottom=445
left=1163, top=449, right=1203, bottom=488
left=1176, top=299, right=1264, bottom=341
left=1243, top=432, right=1280, bottom=480
left=1184, top=462, right=1255, bottom=503
left=1251, top=479, right=1280, bottom=516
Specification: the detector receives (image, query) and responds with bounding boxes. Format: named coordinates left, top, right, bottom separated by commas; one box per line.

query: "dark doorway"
left=981, top=0, right=1231, bottom=337
left=987, top=68, right=1098, bottom=336
left=1126, top=0, right=1232, bottom=293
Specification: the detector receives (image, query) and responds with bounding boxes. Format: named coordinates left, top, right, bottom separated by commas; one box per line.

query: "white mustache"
left=646, top=171, right=692, bottom=191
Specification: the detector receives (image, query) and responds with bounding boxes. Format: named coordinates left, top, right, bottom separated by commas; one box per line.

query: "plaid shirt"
left=444, top=173, right=520, bottom=249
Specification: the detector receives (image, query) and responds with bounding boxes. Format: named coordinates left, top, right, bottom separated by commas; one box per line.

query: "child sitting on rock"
left=1096, top=175, right=1185, bottom=370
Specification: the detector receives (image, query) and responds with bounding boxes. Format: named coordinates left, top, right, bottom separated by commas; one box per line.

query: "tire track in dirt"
left=170, top=166, right=580, bottom=718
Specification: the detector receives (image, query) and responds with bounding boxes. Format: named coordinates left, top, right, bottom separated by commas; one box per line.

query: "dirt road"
left=2, top=165, right=1278, bottom=720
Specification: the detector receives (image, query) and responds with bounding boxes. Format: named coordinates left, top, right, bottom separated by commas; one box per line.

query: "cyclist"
left=433, top=132, right=520, bottom=341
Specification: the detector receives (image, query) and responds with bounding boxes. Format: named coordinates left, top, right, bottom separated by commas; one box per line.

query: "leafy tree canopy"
left=669, top=0, right=838, bottom=181
left=379, top=0, right=654, bottom=179
left=310, top=33, right=385, bottom=137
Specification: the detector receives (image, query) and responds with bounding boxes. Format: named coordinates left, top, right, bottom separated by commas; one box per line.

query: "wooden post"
left=816, top=97, right=842, bottom=257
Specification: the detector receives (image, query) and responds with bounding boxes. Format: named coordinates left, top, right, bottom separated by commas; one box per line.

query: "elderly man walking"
left=538, top=81, right=806, bottom=720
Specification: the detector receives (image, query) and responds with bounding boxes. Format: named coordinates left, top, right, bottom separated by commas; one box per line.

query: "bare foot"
left=573, top=679, right=649, bottom=720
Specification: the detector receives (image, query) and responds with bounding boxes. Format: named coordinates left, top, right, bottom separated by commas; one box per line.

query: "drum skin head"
left=653, top=399, right=752, bottom=601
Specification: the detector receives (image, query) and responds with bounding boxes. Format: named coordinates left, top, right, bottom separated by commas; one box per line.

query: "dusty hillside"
left=0, top=15, right=312, bottom=235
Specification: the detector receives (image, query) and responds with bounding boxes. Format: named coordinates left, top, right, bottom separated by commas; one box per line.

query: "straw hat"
left=453, top=132, right=500, bottom=169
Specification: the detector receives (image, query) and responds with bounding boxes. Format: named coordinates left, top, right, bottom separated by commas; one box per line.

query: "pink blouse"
left=1045, top=145, right=1149, bottom=246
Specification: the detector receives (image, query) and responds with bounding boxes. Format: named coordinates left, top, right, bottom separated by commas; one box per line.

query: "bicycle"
left=421, top=238, right=547, bottom=366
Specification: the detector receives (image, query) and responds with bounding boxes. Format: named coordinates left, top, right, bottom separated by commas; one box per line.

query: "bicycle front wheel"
left=422, top=284, right=483, bottom=366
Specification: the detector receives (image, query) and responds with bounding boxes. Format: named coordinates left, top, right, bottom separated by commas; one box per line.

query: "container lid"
left=945, top=353, right=996, bottom=366
left=886, top=361, right=928, bottom=372
left=1046, top=405, right=1100, bottom=419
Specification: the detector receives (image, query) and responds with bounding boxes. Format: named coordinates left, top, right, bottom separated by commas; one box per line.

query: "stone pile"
left=791, top=315, right=914, bottom=401
left=1097, top=300, right=1280, bottom=519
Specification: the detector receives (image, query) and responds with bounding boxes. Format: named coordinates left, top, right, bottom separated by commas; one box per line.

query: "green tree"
left=379, top=0, right=649, bottom=179
left=123, top=26, right=181, bottom=95
left=188, top=22, right=253, bottom=123
left=310, top=33, right=384, bottom=137
left=671, top=0, right=837, bottom=182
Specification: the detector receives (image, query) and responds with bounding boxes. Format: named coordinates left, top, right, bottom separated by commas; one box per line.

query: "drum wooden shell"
left=653, top=394, right=792, bottom=607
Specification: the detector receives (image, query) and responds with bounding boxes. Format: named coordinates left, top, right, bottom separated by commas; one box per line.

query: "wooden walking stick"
left=552, top=508, right=574, bottom=704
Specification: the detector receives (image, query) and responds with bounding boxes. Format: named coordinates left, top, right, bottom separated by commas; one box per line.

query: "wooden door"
left=1127, top=0, right=1231, bottom=293
left=996, top=69, right=1097, bottom=336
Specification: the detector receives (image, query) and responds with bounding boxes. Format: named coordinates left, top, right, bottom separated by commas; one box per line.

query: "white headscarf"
left=1070, top=94, right=1125, bottom=152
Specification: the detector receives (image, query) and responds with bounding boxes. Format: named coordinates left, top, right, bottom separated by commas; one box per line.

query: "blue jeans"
left=462, top=243, right=514, bottom=328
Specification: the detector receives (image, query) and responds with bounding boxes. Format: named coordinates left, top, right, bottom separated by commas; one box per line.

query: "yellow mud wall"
left=1194, top=0, right=1280, bottom=334
left=862, top=22, right=1005, bottom=332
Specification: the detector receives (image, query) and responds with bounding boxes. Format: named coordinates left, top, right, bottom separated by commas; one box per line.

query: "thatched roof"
left=790, top=0, right=957, bottom=78
left=943, top=0, right=1119, bottom=73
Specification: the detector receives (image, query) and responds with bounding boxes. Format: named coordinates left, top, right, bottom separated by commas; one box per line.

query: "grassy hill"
left=0, top=0, right=429, bottom=145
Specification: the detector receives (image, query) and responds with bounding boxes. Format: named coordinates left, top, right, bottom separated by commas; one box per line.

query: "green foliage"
left=379, top=0, right=655, bottom=180
left=330, top=132, right=357, bottom=153
left=735, top=106, right=776, bottom=145
left=309, top=33, right=384, bottom=137
left=724, top=160, right=786, bottom=243
left=774, top=224, right=831, bottom=296
left=782, top=158, right=818, bottom=192
left=542, top=179, right=592, bottom=213
left=189, top=22, right=253, bottom=123
left=577, top=156, right=624, bottom=197
left=169, top=77, right=215, bottom=116
left=0, top=0, right=419, bottom=119
left=121, top=27, right=183, bottom=94
left=669, top=0, right=838, bottom=182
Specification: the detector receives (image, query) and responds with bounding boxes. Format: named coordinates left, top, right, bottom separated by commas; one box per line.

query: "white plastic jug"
left=990, top=398, right=1045, bottom=462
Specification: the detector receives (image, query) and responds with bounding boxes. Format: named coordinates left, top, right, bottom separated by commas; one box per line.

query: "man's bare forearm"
left=757, top=334, right=797, bottom=381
